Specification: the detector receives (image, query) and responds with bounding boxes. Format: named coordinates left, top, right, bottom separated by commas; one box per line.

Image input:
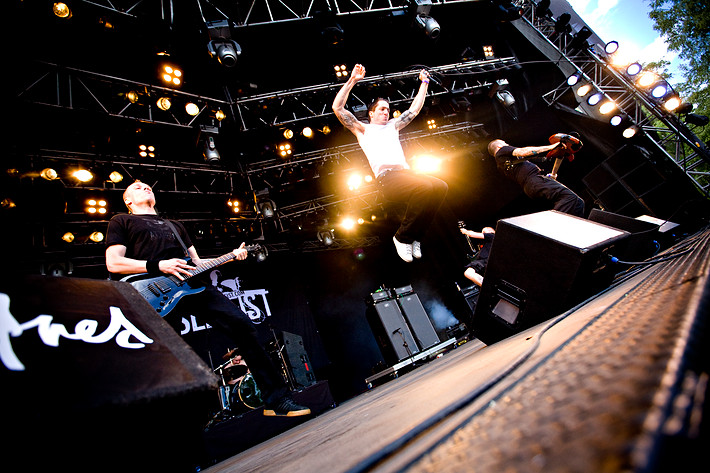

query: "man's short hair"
left=487, top=139, right=506, bottom=157
left=368, top=98, right=389, bottom=114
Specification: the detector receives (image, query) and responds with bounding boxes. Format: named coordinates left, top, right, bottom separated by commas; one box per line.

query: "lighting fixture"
left=622, top=125, right=639, bottom=139
left=302, top=127, right=314, bottom=138
left=637, top=72, right=658, bottom=88
left=126, top=90, right=139, bottom=103
left=161, top=64, right=182, bottom=86
left=347, top=173, right=364, bottom=191
left=569, top=27, right=593, bottom=51
left=86, top=199, right=108, bottom=215
left=427, top=119, right=437, bottom=130
left=576, top=84, right=593, bottom=97
left=334, top=64, right=349, bottom=79
left=40, top=168, right=58, bottom=180
left=604, top=41, right=619, bottom=54
left=626, top=63, right=642, bottom=76
left=278, top=143, right=292, bottom=157
left=139, top=145, right=156, bottom=158
left=62, top=232, right=75, bottom=243
left=599, top=101, right=616, bottom=115
left=413, top=0, right=440, bottom=39
left=215, top=109, right=226, bottom=121
left=185, top=102, right=200, bottom=116
left=610, top=115, right=623, bottom=126
left=587, top=92, right=603, bottom=106
left=227, top=199, right=240, bottom=213
left=206, top=20, right=241, bottom=67
left=566, top=73, right=581, bottom=86
left=72, top=169, right=93, bottom=182
left=686, top=113, right=710, bottom=127
left=651, top=83, right=669, bottom=98
left=283, top=129, right=294, bottom=139
left=318, top=229, right=335, bottom=246
left=109, top=171, right=123, bottom=183
left=89, top=232, right=104, bottom=243
left=483, top=45, right=495, bottom=58
left=663, top=96, right=681, bottom=112
left=156, top=97, right=172, bottom=111
left=203, top=136, right=220, bottom=162
left=53, top=2, right=72, bottom=18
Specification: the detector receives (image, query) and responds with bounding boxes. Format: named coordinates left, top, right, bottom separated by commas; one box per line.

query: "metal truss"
left=517, top=0, right=710, bottom=194
left=232, top=57, right=517, bottom=131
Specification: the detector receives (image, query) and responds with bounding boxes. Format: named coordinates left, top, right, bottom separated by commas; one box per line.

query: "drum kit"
left=208, top=347, right=264, bottom=426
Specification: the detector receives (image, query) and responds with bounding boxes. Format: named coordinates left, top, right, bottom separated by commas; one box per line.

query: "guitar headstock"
left=457, top=220, right=467, bottom=230
left=245, top=243, right=262, bottom=254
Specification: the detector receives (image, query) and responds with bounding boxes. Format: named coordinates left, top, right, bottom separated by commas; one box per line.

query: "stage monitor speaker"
left=1, top=275, right=218, bottom=472
left=394, top=286, right=440, bottom=350
left=472, top=211, right=630, bottom=345
left=282, top=331, right=316, bottom=388
left=367, top=297, right=420, bottom=364
left=588, top=208, right=660, bottom=261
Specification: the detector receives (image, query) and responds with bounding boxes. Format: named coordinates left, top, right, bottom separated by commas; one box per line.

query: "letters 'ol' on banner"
left=0, top=275, right=218, bottom=471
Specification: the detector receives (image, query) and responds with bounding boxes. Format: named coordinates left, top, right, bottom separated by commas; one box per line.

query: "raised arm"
left=394, top=69, right=431, bottom=130
left=332, top=64, right=367, bottom=135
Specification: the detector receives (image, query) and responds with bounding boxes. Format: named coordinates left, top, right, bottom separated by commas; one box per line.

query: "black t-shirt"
left=495, top=145, right=541, bottom=186
left=105, top=214, right=193, bottom=279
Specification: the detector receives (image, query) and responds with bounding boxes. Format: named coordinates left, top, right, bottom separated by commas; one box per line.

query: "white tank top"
left=356, top=121, right=410, bottom=177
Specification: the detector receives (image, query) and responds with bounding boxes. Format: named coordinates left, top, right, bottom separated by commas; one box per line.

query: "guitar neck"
left=182, top=245, right=259, bottom=281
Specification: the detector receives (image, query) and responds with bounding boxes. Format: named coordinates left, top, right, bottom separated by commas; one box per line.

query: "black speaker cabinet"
left=394, top=286, right=440, bottom=350
left=367, top=296, right=420, bottom=364
left=472, top=210, right=630, bottom=345
left=282, top=331, right=316, bottom=388
left=588, top=208, right=660, bottom=261
left=0, top=275, right=218, bottom=472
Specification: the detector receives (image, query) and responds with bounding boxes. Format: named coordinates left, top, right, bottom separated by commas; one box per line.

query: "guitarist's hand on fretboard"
left=160, top=258, right=197, bottom=281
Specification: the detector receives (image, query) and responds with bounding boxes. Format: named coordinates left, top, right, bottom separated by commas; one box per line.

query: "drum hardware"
left=267, top=326, right=297, bottom=390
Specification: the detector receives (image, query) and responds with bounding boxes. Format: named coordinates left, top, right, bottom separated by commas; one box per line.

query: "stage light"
left=637, top=71, right=658, bottom=88
left=675, top=102, right=694, bottom=114
left=215, top=109, right=226, bottom=121
left=651, top=82, right=669, bottom=98
left=587, top=92, right=603, bottom=106
left=1, top=198, right=16, bottom=209
left=318, top=229, right=335, bottom=246
left=341, top=217, right=356, bottom=231
left=321, top=125, right=331, bottom=135
left=126, top=90, right=139, bottom=103
left=302, top=127, right=314, bottom=138
left=610, top=114, right=623, bottom=126
left=413, top=0, right=440, bottom=38
left=626, top=63, right=642, bottom=76
left=73, top=169, right=93, bottom=182
left=686, top=113, right=709, bottom=127
left=334, top=64, right=349, bottom=79
left=86, top=198, right=107, bottom=215
left=254, top=246, right=268, bottom=262
left=156, top=97, right=172, bottom=111
left=599, top=101, right=616, bottom=115
left=53, top=2, right=72, bottom=18
left=208, top=40, right=241, bottom=67
left=576, top=83, right=593, bottom=97
left=89, top=232, right=104, bottom=243
left=61, top=232, right=75, bottom=243
left=567, top=73, right=581, bottom=86
left=663, top=96, right=681, bottom=112
left=554, top=13, right=571, bottom=35
left=227, top=199, right=240, bottom=213
left=536, top=0, right=551, bottom=17
left=203, top=136, right=220, bottom=163
left=258, top=200, right=276, bottom=218
left=40, top=168, right=58, bottom=180
left=427, top=119, right=437, bottom=130
left=278, top=143, right=292, bottom=157
left=411, top=155, right=441, bottom=174
left=109, top=171, right=123, bottom=183
left=623, top=125, right=639, bottom=138
left=185, top=102, right=200, bottom=116
left=283, top=129, right=294, bottom=139
left=605, top=41, right=619, bottom=55
left=139, top=144, right=156, bottom=158
left=161, top=64, right=182, bottom=86
left=483, top=45, right=495, bottom=58
left=569, top=27, right=593, bottom=51
left=496, top=90, right=516, bottom=107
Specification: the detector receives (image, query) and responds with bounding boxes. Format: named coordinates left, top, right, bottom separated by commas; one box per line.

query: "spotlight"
left=334, top=64, right=349, bottom=79
left=566, top=73, right=581, bottom=86
left=206, top=20, right=241, bottom=67
left=156, top=97, right=172, bottom=111
left=536, top=0, right=551, bottom=17
left=411, top=155, right=441, bottom=174
left=40, top=168, right=58, bottom=180
left=587, top=92, right=603, bottom=106
left=610, top=114, right=623, bottom=126
left=427, top=119, right=437, bottom=130
left=160, top=64, right=182, bottom=87
left=185, top=102, right=200, bottom=116
left=53, top=2, right=72, bottom=19
left=626, top=63, right=642, bottom=76
left=89, top=231, right=104, bottom=243
left=126, top=90, right=140, bottom=103
left=569, top=27, right=593, bottom=51
left=62, top=232, right=75, bottom=243
left=483, top=45, right=495, bottom=58
left=663, top=96, right=681, bottom=112
left=347, top=173, right=364, bottom=191
left=576, top=83, right=593, bottom=97
left=604, top=41, right=619, bottom=54
left=341, top=217, right=356, bottom=231
left=283, top=129, right=294, bottom=139
left=637, top=71, right=658, bottom=88
left=651, top=82, right=669, bottom=98
left=215, top=109, right=226, bottom=121
left=258, top=200, right=276, bottom=218
left=86, top=199, right=108, bottom=215
left=72, top=169, right=93, bottom=182
left=318, top=229, right=335, bottom=246
left=227, top=198, right=240, bottom=213
left=554, top=13, right=572, bottom=35
left=623, top=125, right=639, bottom=138
left=139, top=144, right=156, bottom=158
left=686, top=113, right=709, bottom=127
left=496, top=90, right=516, bottom=107
left=413, top=0, right=440, bottom=39
left=203, top=136, right=220, bottom=162
left=321, top=125, right=331, bottom=135
left=254, top=246, right=268, bottom=262
left=302, top=127, right=314, bottom=138
left=278, top=143, right=292, bottom=157
left=599, top=101, right=616, bottom=115
left=109, top=171, right=123, bottom=183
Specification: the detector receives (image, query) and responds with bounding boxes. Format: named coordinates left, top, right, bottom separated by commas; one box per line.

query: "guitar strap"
left=164, top=219, right=190, bottom=258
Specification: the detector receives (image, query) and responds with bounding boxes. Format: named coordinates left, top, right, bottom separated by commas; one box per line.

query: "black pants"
left=170, top=286, right=287, bottom=405
left=378, top=169, right=449, bottom=243
left=522, top=174, right=585, bottom=217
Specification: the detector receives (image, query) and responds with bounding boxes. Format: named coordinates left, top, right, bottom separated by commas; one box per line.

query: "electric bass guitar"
left=121, top=244, right=261, bottom=317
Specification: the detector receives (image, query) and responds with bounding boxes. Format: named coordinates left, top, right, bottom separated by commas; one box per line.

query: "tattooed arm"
left=332, top=63, right=367, bottom=136
left=395, top=69, right=431, bottom=131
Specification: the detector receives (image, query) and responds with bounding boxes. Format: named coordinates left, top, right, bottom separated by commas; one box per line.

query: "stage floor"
left=204, top=229, right=710, bottom=473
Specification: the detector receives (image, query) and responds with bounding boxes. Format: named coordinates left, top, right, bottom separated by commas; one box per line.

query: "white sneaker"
left=393, top=236, right=413, bottom=263
left=412, top=241, right=422, bottom=259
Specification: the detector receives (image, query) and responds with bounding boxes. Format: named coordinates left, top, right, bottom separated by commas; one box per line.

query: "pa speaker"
left=588, top=208, right=660, bottom=261
left=1, top=275, right=218, bottom=472
left=282, top=331, right=316, bottom=388
left=472, top=211, right=629, bottom=345
left=367, top=297, right=420, bottom=364
left=394, top=286, right=440, bottom=350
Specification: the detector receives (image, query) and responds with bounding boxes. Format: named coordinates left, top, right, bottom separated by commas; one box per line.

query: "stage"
left=201, top=228, right=710, bottom=473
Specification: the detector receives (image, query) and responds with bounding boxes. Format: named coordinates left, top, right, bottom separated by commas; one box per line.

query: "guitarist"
left=487, top=135, right=585, bottom=217
left=105, top=180, right=311, bottom=417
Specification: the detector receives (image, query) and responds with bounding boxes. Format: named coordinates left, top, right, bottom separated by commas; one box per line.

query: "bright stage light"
left=73, top=169, right=93, bottom=182
left=89, top=232, right=104, bottom=243
left=599, top=101, right=616, bottom=115
left=663, top=96, right=681, bottom=112
left=62, top=232, right=75, bottom=243
left=40, top=168, right=58, bottom=180
left=623, top=125, right=639, bottom=139
left=411, top=155, right=441, bottom=174
left=626, top=63, right=642, bottom=76
left=185, top=102, right=200, bottom=116
left=341, top=217, right=356, bottom=230
left=156, top=97, right=172, bottom=111
left=161, top=64, right=182, bottom=87
left=576, top=84, right=592, bottom=97
left=587, top=92, right=603, bottom=106
left=347, top=173, right=364, bottom=191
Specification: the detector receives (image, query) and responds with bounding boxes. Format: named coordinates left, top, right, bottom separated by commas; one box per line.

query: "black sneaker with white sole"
left=263, top=398, right=312, bottom=417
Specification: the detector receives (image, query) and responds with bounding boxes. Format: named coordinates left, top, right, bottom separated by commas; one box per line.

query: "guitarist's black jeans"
left=170, top=286, right=288, bottom=405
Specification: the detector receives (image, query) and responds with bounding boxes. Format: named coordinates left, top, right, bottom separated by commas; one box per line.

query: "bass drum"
left=229, top=372, right=264, bottom=410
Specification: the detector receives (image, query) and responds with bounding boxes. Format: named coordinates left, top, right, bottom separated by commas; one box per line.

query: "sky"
left=564, top=0, right=685, bottom=83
